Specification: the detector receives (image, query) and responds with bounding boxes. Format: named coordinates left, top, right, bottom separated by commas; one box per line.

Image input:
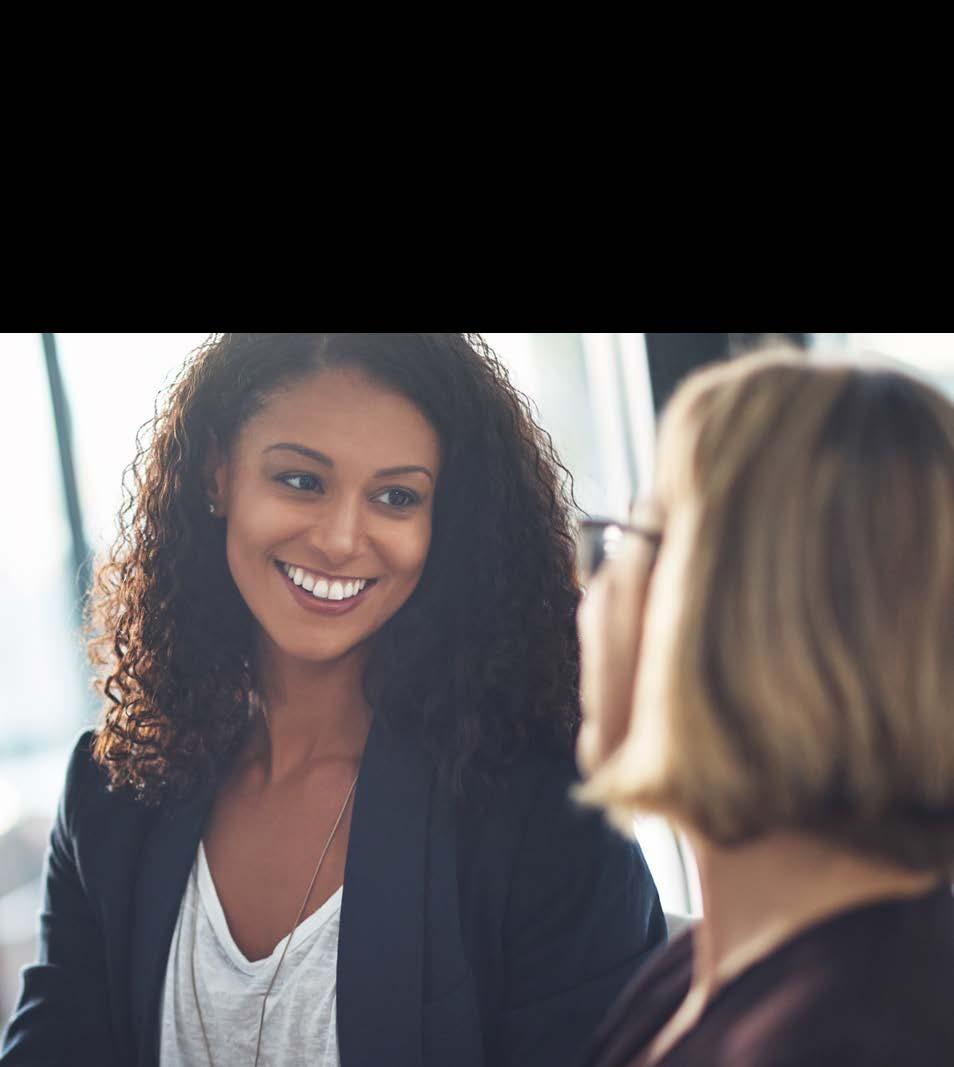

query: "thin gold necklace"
left=190, top=770, right=360, bottom=1067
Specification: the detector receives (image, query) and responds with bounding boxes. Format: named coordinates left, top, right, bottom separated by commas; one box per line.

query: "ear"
left=203, top=433, right=229, bottom=517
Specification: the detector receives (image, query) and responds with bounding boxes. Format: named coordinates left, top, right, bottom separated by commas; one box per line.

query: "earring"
left=208, top=502, right=216, bottom=515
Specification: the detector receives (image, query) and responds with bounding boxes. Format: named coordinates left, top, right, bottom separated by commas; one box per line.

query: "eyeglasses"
left=576, top=519, right=662, bottom=584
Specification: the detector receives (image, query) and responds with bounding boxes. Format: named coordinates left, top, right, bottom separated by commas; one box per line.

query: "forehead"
left=238, top=367, right=441, bottom=470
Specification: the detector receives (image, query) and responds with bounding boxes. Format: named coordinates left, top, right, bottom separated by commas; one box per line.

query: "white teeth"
left=283, top=562, right=369, bottom=601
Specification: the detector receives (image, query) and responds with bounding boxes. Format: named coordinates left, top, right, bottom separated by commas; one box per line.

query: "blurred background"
left=2, top=331, right=950, bottom=1018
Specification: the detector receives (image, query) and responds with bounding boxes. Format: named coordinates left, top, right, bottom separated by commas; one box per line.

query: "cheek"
left=222, top=502, right=296, bottom=601
left=577, top=592, right=612, bottom=774
left=385, top=520, right=433, bottom=582
left=578, top=576, right=638, bottom=760
left=578, top=589, right=609, bottom=708
left=224, top=523, right=261, bottom=600
left=576, top=717, right=605, bottom=778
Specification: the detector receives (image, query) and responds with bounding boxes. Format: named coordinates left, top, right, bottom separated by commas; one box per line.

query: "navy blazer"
left=1, top=719, right=665, bottom=1066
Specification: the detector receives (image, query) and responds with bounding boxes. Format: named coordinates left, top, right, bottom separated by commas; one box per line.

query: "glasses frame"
left=576, top=518, right=663, bottom=583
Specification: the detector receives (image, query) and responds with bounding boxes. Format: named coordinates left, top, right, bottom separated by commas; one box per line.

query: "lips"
left=275, top=560, right=377, bottom=615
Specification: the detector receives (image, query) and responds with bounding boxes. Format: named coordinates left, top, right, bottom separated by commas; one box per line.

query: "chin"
left=294, top=626, right=377, bottom=662
left=284, top=639, right=366, bottom=666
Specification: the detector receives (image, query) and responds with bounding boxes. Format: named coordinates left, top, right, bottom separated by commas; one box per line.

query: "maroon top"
left=583, top=884, right=954, bottom=1067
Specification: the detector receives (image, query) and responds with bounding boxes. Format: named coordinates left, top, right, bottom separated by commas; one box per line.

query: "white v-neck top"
left=158, top=842, right=342, bottom=1067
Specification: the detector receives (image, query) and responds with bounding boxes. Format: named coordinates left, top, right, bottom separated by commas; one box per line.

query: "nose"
left=309, top=493, right=366, bottom=569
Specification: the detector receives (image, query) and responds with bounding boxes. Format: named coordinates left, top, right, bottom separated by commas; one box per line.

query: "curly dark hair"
left=89, top=333, right=583, bottom=803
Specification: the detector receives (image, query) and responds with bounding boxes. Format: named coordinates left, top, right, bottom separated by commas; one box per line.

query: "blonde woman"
left=578, top=351, right=954, bottom=1066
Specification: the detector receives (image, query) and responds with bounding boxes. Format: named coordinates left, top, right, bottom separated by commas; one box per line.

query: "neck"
left=686, top=829, right=941, bottom=1000
left=247, top=635, right=372, bottom=782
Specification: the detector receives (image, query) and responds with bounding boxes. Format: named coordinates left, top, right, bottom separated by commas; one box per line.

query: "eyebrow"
left=263, top=442, right=435, bottom=482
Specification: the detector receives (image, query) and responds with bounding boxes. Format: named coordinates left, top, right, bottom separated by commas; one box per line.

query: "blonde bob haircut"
left=580, top=348, right=954, bottom=875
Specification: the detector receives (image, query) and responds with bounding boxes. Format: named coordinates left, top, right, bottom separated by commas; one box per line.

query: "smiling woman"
left=1, top=333, right=664, bottom=1067
left=208, top=370, right=440, bottom=669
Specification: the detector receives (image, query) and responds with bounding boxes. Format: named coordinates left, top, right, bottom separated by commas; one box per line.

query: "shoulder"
left=458, top=749, right=662, bottom=925
left=57, top=728, right=155, bottom=853
left=807, top=890, right=954, bottom=1059
left=459, top=751, right=666, bottom=1062
left=60, top=729, right=108, bottom=828
left=713, top=891, right=954, bottom=1066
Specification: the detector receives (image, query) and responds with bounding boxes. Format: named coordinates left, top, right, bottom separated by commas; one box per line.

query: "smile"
left=276, top=561, right=377, bottom=602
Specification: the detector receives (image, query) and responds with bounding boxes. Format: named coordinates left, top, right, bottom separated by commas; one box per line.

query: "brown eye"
left=278, top=473, right=323, bottom=492
left=372, top=487, right=419, bottom=508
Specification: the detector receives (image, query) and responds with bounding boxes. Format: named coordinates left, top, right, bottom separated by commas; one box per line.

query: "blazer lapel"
left=337, top=716, right=434, bottom=1067
left=129, top=774, right=215, bottom=1066
left=125, top=718, right=437, bottom=1067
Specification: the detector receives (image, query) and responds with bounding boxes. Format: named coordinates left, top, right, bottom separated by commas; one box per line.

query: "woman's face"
left=210, top=367, right=441, bottom=668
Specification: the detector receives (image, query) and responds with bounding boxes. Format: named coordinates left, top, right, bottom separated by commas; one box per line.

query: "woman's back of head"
left=585, top=347, right=954, bottom=877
